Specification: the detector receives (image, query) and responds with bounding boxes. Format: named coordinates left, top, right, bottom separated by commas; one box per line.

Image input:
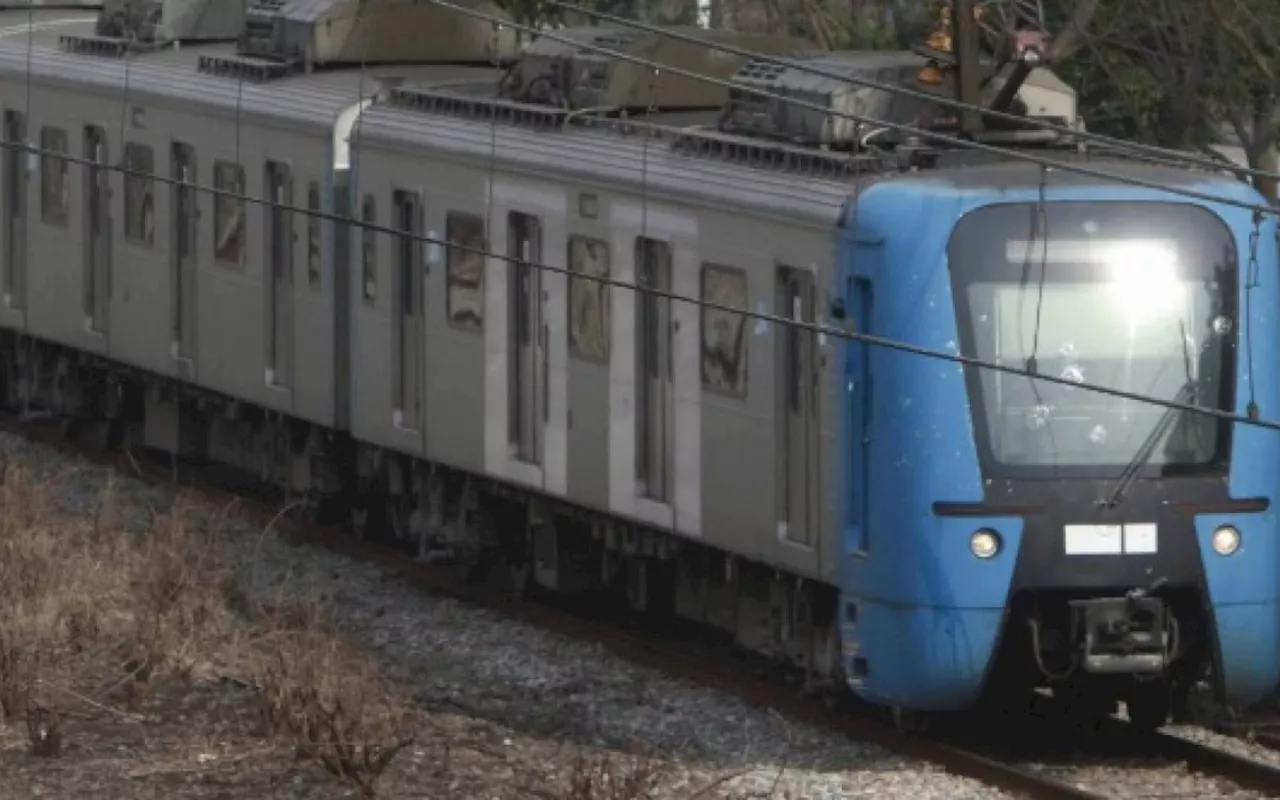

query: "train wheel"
left=507, top=553, right=531, bottom=599
left=1052, top=679, right=1114, bottom=731
left=503, top=519, right=533, bottom=600
left=891, top=706, right=929, bottom=734
left=1125, top=681, right=1171, bottom=732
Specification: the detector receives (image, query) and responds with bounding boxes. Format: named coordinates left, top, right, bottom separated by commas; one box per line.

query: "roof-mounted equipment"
left=60, top=0, right=241, bottom=56
left=913, top=0, right=1089, bottom=141
left=197, top=0, right=519, bottom=82
left=717, top=51, right=939, bottom=149
left=496, top=26, right=806, bottom=112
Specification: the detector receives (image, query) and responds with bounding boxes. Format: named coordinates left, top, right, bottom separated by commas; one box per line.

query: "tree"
left=1052, top=0, right=1280, bottom=200
left=1205, top=0, right=1280, bottom=200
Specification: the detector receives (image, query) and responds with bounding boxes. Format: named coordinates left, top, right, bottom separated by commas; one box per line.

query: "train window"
left=38, top=127, right=68, bottom=227
left=700, top=264, right=749, bottom=396
left=445, top=212, right=484, bottom=331
left=122, top=143, right=154, bottom=247
left=361, top=194, right=376, bottom=303
left=213, top=161, right=246, bottom=267
left=307, top=181, right=321, bottom=291
left=567, top=235, right=610, bottom=361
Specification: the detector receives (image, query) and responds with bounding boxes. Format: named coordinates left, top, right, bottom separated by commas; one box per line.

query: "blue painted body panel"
left=835, top=171, right=1280, bottom=710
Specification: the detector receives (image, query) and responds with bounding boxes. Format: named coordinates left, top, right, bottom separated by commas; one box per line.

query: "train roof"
left=877, top=153, right=1262, bottom=216
left=0, top=8, right=505, bottom=128
left=0, top=8, right=1251, bottom=226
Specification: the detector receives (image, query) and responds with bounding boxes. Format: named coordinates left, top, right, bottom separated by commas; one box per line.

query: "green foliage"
left=1051, top=0, right=1280, bottom=168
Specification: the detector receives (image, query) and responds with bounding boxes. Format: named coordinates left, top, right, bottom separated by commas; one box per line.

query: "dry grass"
left=564, top=750, right=667, bottom=800
left=255, top=631, right=415, bottom=798
left=0, top=463, right=416, bottom=798
left=0, top=459, right=769, bottom=800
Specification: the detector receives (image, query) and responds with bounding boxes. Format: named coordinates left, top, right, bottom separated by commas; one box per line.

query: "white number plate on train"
left=1064, top=523, right=1157, bottom=555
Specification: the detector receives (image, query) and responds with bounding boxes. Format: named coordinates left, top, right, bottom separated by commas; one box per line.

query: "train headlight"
left=970, top=529, right=1001, bottom=559
left=1211, top=525, right=1241, bottom=557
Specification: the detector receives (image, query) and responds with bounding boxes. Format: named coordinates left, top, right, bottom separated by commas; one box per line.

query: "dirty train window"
left=39, top=127, right=68, bottom=227
left=445, top=212, right=485, bottom=331
left=361, top=195, right=377, bottom=302
left=213, top=161, right=246, bottom=267
left=123, top=143, right=154, bottom=247
left=568, top=235, right=610, bottom=361
left=307, top=182, right=322, bottom=291
left=701, top=264, right=749, bottom=396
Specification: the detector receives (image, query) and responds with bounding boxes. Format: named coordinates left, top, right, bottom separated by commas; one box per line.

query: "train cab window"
left=361, top=194, right=376, bottom=302
left=567, top=235, right=610, bottom=361
left=700, top=264, right=749, bottom=396
left=213, top=161, right=246, bottom=267
left=122, top=143, right=154, bottom=247
left=445, top=212, right=485, bottom=330
left=39, top=126, right=68, bottom=226
left=307, top=181, right=321, bottom=291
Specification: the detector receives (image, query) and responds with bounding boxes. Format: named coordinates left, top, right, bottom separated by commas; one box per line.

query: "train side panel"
left=354, top=111, right=849, bottom=584
left=694, top=208, right=838, bottom=582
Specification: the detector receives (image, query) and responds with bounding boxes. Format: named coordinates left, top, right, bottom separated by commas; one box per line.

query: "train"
left=0, top=0, right=1274, bottom=732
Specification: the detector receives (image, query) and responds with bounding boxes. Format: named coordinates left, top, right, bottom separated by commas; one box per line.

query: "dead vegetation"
left=0, top=457, right=782, bottom=800
left=564, top=749, right=667, bottom=800
left=0, top=462, right=417, bottom=798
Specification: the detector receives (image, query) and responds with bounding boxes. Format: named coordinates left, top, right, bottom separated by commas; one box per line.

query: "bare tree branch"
left=1205, top=0, right=1276, bottom=83
left=1048, top=0, right=1098, bottom=62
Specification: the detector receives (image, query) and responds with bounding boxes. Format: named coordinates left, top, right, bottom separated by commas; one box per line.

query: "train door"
left=508, top=211, right=544, bottom=464
left=265, top=161, right=293, bottom=388
left=3, top=110, right=25, bottom=311
left=84, top=125, right=110, bottom=335
left=171, top=143, right=197, bottom=361
left=636, top=237, right=672, bottom=503
left=393, top=189, right=422, bottom=428
left=777, top=266, right=818, bottom=545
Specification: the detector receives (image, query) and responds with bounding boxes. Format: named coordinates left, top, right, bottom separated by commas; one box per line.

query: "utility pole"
left=951, top=0, right=983, bottom=135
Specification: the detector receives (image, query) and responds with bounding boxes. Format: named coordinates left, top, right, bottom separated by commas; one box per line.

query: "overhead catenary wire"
left=1, top=18, right=1274, bottom=429
left=425, top=0, right=1280, bottom=219
left=6, top=133, right=1279, bottom=435
left=542, top=0, right=1280, bottom=187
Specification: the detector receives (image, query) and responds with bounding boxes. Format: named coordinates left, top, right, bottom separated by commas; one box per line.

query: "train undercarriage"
left=0, top=331, right=843, bottom=691
left=0, top=331, right=1239, bottom=732
left=984, top=587, right=1219, bottom=731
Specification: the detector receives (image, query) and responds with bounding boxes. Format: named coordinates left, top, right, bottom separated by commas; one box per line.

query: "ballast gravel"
left=0, top=431, right=1013, bottom=799
left=6, top=432, right=1280, bottom=799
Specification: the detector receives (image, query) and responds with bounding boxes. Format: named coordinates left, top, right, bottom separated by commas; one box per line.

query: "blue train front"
left=835, top=160, right=1280, bottom=728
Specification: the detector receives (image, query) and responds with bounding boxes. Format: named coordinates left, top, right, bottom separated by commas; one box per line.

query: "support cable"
left=542, top=0, right=1279, bottom=186
left=0, top=131, right=1272, bottom=433
left=422, top=0, right=1280, bottom=219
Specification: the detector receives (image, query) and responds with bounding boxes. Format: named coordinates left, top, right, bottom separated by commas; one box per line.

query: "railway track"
left=4, top=411, right=1280, bottom=800
left=956, top=716, right=1280, bottom=798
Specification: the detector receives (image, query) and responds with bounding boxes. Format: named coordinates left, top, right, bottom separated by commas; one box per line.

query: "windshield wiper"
left=1099, top=322, right=1197, bottom=510
left=1099, top=381, right=1195, bottom=509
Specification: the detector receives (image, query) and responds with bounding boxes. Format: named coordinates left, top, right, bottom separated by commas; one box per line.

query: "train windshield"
left=949, top=201, right=1238, bottom=477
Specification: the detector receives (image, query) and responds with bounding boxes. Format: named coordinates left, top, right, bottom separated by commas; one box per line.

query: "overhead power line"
left=543, top=0, right=1280, bottom=187
left=427, top=0, right=1280, bottom=219
left=2, top=135, right=1275, bottom=434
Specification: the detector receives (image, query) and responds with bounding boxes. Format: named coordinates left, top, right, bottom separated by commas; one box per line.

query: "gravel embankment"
left=0, top=432, right=1014, bottom=800
left=1024, top=756, right=1278, bottom=799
